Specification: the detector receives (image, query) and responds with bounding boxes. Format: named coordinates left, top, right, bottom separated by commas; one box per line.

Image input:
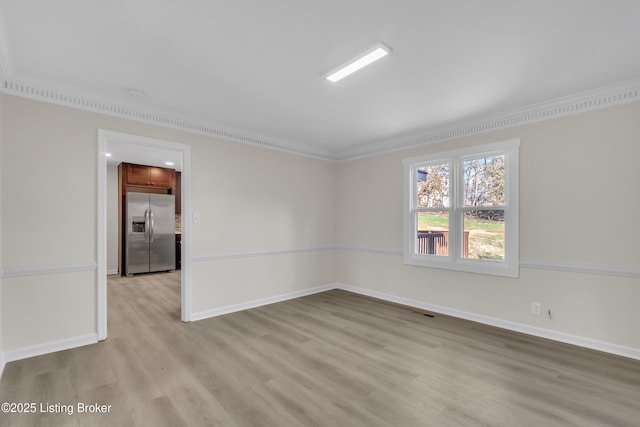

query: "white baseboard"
left=2, top=282, right=637, bottom=378
left=2, top=333, right=98, bottom=365
left=335, top=283, right=640, bottom=361
left=191, top=284, right=336, bottom=321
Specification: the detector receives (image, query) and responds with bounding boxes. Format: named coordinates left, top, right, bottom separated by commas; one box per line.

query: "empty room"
left=0, top=1, right=639, bottom=426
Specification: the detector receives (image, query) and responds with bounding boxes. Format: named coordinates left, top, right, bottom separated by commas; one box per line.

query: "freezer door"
left=149, top=194, right=176, bottom=272
left=126, top=192, right=151, bottom=275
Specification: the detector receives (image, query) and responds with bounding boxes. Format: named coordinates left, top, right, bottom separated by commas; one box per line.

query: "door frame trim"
left=97, top=130, right=192, bottom=340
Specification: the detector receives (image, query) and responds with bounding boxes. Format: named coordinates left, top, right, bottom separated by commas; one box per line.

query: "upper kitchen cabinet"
left=148, top=166, right=173, bottom=187
left=120, top=163, right=176, bottom=193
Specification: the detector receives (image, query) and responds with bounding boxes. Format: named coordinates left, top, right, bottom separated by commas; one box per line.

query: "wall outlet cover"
left=531, top=302, right=542, bottom=315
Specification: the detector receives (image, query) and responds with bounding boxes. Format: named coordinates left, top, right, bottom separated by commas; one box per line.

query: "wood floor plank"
left=1, top=272, right=639, bottom=426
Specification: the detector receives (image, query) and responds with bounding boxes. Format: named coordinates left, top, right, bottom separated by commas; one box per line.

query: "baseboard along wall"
left=334, top=283, right=640, bottom=361
left=2, top=281, right=638, bottom=380
left=0, top=333, right=98, bottom=378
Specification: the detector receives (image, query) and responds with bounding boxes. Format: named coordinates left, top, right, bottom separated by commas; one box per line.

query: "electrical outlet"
left=531, top=302, right=541, bottom=316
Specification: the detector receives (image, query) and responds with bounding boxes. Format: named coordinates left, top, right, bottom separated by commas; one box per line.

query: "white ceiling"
left=107, top=141, right=183, bottom=171
left=1, top=1, right=639, bottom=159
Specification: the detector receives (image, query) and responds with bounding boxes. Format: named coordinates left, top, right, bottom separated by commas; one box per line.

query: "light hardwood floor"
left=1, top=272, right=639, bottom=426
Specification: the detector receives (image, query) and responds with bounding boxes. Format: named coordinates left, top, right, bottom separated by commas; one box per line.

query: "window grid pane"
left=463, top=155, right=505, bottom=207
left=462, top=210, right=505, bottom=260
left=416, top=163, right=449, bottom=208
left=416, top=212, right=449, bottom=256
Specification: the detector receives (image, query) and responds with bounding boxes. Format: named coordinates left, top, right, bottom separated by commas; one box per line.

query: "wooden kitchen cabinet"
left=125, top=164, right=150, bottom=185
left=123, top=163, right=175, bottom=189
left=149, top=167, right=173, bottom=187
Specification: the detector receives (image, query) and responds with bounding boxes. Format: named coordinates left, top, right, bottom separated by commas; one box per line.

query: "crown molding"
left=337, top=78, right=640, bottom=161
left=1, top=76, right=638, bottom=163
left=0, top=80, right=338, bottom=161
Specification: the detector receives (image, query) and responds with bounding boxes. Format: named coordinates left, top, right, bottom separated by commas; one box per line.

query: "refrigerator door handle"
left=144, top=208, right=150, bottom=242
left=150, top=209, right=155, bottom=243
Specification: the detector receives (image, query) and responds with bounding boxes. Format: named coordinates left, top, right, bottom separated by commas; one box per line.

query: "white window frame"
left=403, top=139, right=520, bottom=278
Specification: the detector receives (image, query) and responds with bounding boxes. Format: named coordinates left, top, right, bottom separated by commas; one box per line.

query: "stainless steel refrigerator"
left=125, top=192, right=175, bottom=276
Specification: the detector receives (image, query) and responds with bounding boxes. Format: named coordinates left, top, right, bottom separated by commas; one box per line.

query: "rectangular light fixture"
left=325, top=43, right=391, bottom=83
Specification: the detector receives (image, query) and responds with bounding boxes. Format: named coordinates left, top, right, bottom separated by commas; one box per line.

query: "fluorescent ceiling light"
left=326, top=43, right=391, bottom=83
left=165, top=161, right=174, bottom=166
left=127, top=88, right=145, bottom=97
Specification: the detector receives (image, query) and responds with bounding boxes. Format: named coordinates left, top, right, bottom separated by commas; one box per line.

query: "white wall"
left=188, top=137, right=337, bottom=314
left=1, top=92, right=639, bottom=361
left=0, top=95, right=336, bottom=353
left=106, top=164, right=119, bottom=274
left=336, top=101, right=640, bottom=353
left=0, top=93, right=4, bottom=370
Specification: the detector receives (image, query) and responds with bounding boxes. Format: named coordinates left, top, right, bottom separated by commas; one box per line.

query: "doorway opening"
left=97, top=130, right=192, bottom=341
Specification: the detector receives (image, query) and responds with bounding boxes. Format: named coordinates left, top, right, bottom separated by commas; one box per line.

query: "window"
left=403, top=139, right=519, bottom=277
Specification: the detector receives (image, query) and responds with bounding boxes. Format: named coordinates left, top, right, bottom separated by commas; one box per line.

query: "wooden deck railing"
left=417, top=231, right=469, bottom=257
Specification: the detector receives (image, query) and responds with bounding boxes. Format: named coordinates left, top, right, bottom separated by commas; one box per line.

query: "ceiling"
left=1, top=1, right=639, bottom=159
left=107, top=141, right=183, bottom=171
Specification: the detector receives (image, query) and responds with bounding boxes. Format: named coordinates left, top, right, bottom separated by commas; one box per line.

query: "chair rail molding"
left=335, top=245, right=640, bottom=279
left=1, top=262, right=97, bottom=278
left=191, top=245, right=335, bottom=263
